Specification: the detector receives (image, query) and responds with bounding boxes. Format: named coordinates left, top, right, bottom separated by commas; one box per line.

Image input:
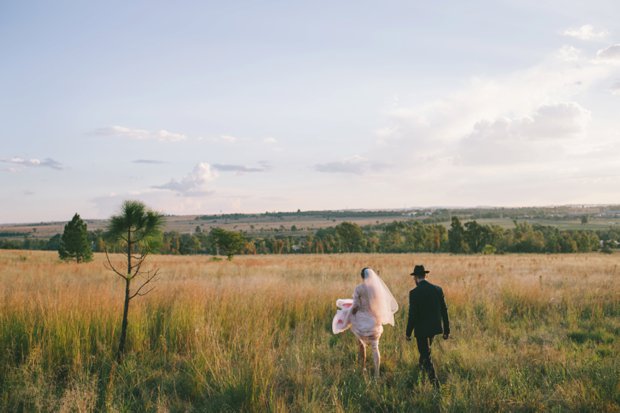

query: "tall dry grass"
left=0, top=250, right=618, bottom=412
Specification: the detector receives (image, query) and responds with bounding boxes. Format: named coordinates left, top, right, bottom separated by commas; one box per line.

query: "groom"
left=406, top=265, right=450, bottom=386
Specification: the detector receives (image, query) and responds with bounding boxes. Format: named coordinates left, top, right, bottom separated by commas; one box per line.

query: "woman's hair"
left=360, top=267, right=370, bottom=279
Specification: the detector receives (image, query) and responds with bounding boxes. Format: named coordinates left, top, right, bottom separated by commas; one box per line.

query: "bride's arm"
left=351, top=285, right=361, bottom=315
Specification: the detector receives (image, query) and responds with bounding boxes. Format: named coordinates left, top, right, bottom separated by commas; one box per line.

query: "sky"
left=1, top=0, right=619, bottom=223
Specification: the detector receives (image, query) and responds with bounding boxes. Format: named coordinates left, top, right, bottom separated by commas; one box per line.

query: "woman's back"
left=351, top=284, right=382, bottom=338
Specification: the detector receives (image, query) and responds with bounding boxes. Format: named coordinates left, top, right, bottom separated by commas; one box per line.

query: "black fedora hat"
left=410, top=265, right=429, bottom=277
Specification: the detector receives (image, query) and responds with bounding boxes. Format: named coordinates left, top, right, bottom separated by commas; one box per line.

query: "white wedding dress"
left=332, top=268, right=398, bottom=377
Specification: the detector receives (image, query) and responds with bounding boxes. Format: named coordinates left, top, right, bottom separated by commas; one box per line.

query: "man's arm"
left=406, top=290, right=415, bottom=338
left=439, top=287, right=450, bottom=337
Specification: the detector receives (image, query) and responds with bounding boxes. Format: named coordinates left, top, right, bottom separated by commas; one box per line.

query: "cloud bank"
left=1, top=157, right=63, bottom=171
left=95, top=126, right=187, bottom=142
left=153, top=163, right=218, bottom=195
left=562, top=24, right=608, bottom=41
left=132, top=159, right=166, bottom=164
left=315, top=155, right=389, bottom=175
left=596, top=44, right=620, bottom=62
left=213, top=162, right=271, bottom=173
left=456, top=102, right=590, bottom=165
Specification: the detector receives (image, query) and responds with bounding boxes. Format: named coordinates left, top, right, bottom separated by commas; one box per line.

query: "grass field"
left=0, top=250, right=618, bottom=412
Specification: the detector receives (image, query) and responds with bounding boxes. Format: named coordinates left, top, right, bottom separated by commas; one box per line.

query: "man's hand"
left=405, top=336, right=412, bottom=341
left=442, top=333, right=450, bottom=340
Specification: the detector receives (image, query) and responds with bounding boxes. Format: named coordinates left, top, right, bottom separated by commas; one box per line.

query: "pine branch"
left=104, top=247, right=129, bottom=280
left=129, top=269, right=159, bottom=299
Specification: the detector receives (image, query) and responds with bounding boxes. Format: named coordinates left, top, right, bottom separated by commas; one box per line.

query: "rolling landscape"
left=2, top=204, right=620, bottom=241
left=0, top=205, right=619, bottom=411
left=2, top=1, right=620, bottom=411
left=1, top=251, right=618, bottom=411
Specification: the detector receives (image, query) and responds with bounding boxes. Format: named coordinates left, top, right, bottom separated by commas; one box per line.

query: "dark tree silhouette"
left=448, top=216, right=466, bottom=253
left=59, top=213, right=93, bottom=262
left=104, top=200, right=163, bottom=362
left=464, top=220, right=492, bottom=253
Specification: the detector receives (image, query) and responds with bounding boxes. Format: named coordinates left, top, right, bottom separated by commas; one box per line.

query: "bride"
left=332, top=267, right=399, bottom=378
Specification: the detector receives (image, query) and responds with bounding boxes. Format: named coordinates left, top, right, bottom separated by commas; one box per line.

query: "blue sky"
left=1, top=0, right=619, bottom=223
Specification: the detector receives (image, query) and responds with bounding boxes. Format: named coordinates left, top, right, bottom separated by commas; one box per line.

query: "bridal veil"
left=361, top=268, right=399, bottom=326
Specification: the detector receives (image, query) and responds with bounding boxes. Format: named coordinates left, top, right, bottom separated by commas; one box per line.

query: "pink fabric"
left=332, top=299, right=353, bottom=334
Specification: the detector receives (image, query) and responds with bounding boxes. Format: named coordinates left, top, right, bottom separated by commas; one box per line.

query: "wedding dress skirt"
left=332, top=299, right=353, bottom=334
left=333, top=269, right=397, bottom=339
left=332, top=298, right=384, bottom=339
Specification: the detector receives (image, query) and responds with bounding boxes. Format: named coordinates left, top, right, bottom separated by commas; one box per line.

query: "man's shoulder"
left=429, top=283, right=445, bottom=297
left=415, top=281, right=444, bottom=295
left=425, top=280, right=443, bottom=291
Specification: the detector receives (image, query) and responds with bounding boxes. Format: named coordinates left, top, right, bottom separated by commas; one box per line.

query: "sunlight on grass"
left=0, top=251, right=618, bottom=411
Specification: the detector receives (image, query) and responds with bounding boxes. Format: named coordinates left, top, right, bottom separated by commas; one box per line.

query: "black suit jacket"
left=406, top=279, right=450, bottom=338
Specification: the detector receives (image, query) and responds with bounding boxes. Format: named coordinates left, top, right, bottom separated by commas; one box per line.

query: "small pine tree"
left=59, top=213, right=93, bottom=262
left=105, top=200, right=164, bottom=361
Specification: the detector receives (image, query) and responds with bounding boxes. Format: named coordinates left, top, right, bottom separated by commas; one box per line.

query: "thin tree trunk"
left=127, top=228, right=132, bottom=275
left=117, top=229, right=133, bottom=362
left=117, top=277, right=131, bottom=362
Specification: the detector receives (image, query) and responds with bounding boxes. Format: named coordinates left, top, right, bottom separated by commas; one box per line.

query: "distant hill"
left=1, top=205, right=619, bottom=241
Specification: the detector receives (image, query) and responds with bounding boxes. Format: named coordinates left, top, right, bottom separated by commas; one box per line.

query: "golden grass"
left=0, top=250, right=619, bottom=412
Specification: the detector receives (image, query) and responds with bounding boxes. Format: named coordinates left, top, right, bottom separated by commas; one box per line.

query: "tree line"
left=109, top=217, right=617, bottom=255
left=5, top=215, right=617, bottom=256
left=154, top=218, right=616, bottom=255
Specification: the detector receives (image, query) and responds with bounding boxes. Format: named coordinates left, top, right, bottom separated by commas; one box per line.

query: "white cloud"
left=155, top=129, right=186, bottom=142
left=596, top=44, right=620, bottom=62
left=213, top=162, right=271, bottom=173
left=95, top=125, right=187, bottom=142
left=364, top=41, right=620, bottom=205
left=132, top=159, right=166, bottom=164
left=611, top=81, right=620, bottom=96
left=521, top=102, right=590, bottom=139
left=197, top=134, right=240, bottom=144
left=1, top=157, right=63, bottom=170
left=376, top=45, right=611, bottom=157
left=375, top=126, right=398, bottom=144
left=263, top=137, right=277, bottom=144
left=315, top=155, right=389, bottom=175
left=219, top=135, right=238, bottom=143
left=562, top=25, right=608, bottom=41
left=456, top=102, right=590, bottom=165
left=153, top=163, right=218, bottom=195
left=96, top=125, right=150, bottom=139
left=556, top=45, right=582, bottom=62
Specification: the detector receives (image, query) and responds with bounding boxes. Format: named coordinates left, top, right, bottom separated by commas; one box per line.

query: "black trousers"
left=415, top=336, right=437, bottom=383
